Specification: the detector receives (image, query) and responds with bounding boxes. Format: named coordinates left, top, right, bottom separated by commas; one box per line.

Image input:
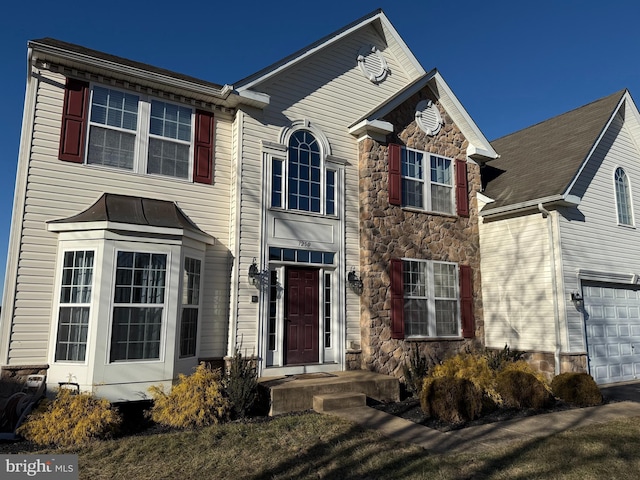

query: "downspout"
left=538, top=203, right=562, bottom=375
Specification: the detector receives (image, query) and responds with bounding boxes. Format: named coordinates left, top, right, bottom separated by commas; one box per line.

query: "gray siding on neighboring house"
left=231, top=24, right=419, bottom=354
left=6, top=69, right=233, bottom=364
left=561, top=112, right=640, bottom=352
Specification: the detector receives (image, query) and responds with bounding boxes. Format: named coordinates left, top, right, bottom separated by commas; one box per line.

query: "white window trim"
left=614, top=166, right=635, bottom=227
left=401, top=147, right=455, bottom=215
left=178, top=253, right=204, bottom=359
left=85, top=83, right=195, bottom=182
left=51, top=248, right=97, bottom=365
left=108, top=248, right=170, bottom=364
left=402, top=258, right=460, bottom=339
left=264, top=126, right=342, bottom=218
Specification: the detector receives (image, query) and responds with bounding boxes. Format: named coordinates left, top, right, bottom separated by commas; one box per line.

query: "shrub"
left=484, top=345, right=525, bottom=371
left=430, top=352, right=499, bottom=404
left=17, top=389, right=121, bottom=446
left=223, top=348, right=258, bottom=419
left=500, top=360, right=551, bottom=392
left=148, top=364, right=229, bottom=429
left=495, top=369, right=554, bottom=409
left=551, top=372, right=603, bottom=407
left=420, top=376, right=482, bottom=423
left=402, top=344, right=434, bottom=398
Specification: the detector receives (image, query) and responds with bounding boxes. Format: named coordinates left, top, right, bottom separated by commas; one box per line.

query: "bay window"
left=110, top=252, right=167, bottom=362
left=55, top=250, right=94, bottom=362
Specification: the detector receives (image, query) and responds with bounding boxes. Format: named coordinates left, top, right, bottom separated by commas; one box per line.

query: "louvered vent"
left=357, top=45, right=388, bottom=83
left=415, top=100, right=443, bottom=136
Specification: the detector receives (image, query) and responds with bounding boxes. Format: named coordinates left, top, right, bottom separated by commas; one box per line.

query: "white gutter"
left=538, top=203, right=562, bottom=375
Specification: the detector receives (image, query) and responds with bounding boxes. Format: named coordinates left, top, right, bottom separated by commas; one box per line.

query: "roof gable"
left=349, top=69, right=498, bottom=161
left=482, top=90, right=627, bottom=214
left=234, top=9, right=425, bottom=92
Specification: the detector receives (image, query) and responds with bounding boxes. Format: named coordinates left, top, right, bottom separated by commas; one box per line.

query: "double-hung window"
left=270, top=130, right=337, bottom=215
left=110, top=251, right=167, bottom=361
left=87, top=86, right=192, bottom=180
left=389, top=144, right=468, bottom=216
left=403, top=259, right=458, bottom=337
left=179, top=257, right=201, bottom=358
left=55, top=250, right=94, bottom=362
left=59, top=78, right=214, bottom=184
left=401, top=147, right=454, bottom=214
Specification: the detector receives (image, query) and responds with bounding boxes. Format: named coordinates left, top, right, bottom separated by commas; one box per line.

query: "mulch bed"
left=370, top=397, right=578, bottom=432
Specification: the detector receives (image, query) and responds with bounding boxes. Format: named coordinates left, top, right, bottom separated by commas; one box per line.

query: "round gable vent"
left=357, top=45, right=388, bottom=83
left=415, top=100, right=443, bottom=136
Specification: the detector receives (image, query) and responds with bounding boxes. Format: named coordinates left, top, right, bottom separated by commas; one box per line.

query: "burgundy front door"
left=285, top=268, right=319, bottom=365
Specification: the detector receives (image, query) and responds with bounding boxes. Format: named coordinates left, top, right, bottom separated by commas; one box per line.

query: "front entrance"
left=285, top=268, right=319, bottom=365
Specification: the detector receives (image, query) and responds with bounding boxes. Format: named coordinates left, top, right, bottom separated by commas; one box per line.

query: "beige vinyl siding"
left=480, top=213, right=557, bottom=351
left=378, top=19, right=423, bottom=81
left=233, top=25, right=417, bottom=353
left=561, top=112, right=640, bottom=352
left=7, top=69, right=233, bottom=364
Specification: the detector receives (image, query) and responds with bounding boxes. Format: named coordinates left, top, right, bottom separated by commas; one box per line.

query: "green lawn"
left=4, top=413, right=640, bottom=479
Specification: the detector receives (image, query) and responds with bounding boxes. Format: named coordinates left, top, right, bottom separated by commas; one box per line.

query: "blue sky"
left=1, top=0, right=639, bottom=299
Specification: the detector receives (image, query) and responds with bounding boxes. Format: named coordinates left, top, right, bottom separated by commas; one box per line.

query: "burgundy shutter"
left=455, top=159, right=469, bottom=217
left=388, top=143, right=402, bottom=206
left=59, top=78, right=89, bottom=163
left=390, top=258, right=405, bottom=339
left=193, top=109, right=214, bottom=184
left=460, top=265, right=474, bottom=338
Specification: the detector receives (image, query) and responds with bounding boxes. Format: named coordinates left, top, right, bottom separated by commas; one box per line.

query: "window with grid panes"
left=55, top=250, right=94, bottom=362
left=401, top=147, right=454, bottom=214
left=110, top=252, right=166, bottom=361
left=403, top=259, right=459, bottom=337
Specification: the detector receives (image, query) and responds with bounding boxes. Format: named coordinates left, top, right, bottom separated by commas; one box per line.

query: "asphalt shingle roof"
left=482, top=89, right=626, bottom=212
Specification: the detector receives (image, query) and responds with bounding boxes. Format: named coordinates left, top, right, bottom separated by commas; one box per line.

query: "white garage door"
left=583, top=282, right=640, bottom=384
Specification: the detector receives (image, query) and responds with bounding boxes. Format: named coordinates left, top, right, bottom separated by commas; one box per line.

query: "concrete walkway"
left=326, top=395, right=640, bottom=454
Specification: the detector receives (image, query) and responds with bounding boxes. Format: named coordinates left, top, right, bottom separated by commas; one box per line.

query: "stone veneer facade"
left=356, top=88, right=484, bottom=378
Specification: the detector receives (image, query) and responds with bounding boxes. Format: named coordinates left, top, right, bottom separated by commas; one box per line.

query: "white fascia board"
left=349, top=72, right=436, bottom=128
left=477, top=192, right=495, bottom=204
left=432, top=72, right=498, bottom=161
left=377, top=14, right=425, bottom=76
left=48, top=220, right=183, bottom=237
left=31, top=42, right=234, bottom=101
left=563, top=93, right=625, bottom=196
left=235, top=89, right=270, bottom=108
left=481, top=194, right=581, bottom=218
left=348, top=119, right=394, bottom=137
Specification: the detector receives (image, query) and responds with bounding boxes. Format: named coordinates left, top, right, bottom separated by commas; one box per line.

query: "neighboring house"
left=480, top=89, right=640, bottom=385
left=0, top=9, right=496, bottom=401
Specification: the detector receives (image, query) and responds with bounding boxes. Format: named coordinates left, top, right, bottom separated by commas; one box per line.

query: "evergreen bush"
left=420, top=376, right=483, bottom=423
left=551, top=372, right=603, bottom=407
left=17, top=389, right=121, bottom=446
left=495, top=369, right=554, bottom=409
left=223, top=348, right=258, bottom=419
left=148, top=363, right=229, bottom=429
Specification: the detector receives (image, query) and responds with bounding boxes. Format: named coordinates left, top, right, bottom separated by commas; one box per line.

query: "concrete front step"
left=259, top=370, right=400, bottom=416
left=313, top=392, right=366, bottom=412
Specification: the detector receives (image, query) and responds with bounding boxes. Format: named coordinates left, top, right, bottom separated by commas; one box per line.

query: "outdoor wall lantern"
left=347, top=269, right=363, bottom=294
left=571, top=291, right=584, bottom=308
left=248, top=258, right=260, bottom=285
